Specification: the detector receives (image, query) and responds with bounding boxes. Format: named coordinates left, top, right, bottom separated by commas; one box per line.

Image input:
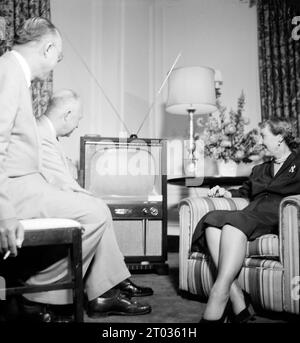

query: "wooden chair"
left=0, top=218, right=84, bottom=322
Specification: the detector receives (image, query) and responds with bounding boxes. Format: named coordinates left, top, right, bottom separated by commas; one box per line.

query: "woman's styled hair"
left=259, top=118, right=300, bottom=150
left=14, top=17, right=58, bottom=45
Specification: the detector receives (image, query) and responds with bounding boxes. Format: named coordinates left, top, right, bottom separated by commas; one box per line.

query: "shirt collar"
left=44, top=116, right=58, bottom=140
left=10, top=50, right=32, bottom=88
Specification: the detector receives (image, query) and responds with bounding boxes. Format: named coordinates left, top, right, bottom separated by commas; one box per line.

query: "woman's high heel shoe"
left=231, top=306, right=255, bottom=323
left=230, top=292, right=256, bottom=323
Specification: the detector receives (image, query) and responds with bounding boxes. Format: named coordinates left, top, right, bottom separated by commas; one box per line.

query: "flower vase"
left=204, top=157, right=218, bottom=176
left=217, top=160, right=237, bottom=177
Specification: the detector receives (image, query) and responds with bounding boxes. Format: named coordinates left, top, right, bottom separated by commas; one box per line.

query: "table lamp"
left=166, top=66, right=217, bottom=176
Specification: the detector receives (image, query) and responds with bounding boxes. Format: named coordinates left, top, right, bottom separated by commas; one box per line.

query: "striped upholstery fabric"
left=246, top=234, right=279, bottom=258
left=279, top=196, right=300, bottom=314
left=185, top=253, right=214, bottom=298
left=179, top=196, right=300, bottom=314
left=186, top=252, right=284, bottom=312
left=239, top=259, right=284, bottom=312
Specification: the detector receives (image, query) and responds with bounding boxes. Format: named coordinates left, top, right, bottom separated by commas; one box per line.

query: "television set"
left=79, top=135, right=168, bottom=274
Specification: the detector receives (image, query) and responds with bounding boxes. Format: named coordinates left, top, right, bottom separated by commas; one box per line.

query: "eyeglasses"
left=57, top=51, right=64, bottom=63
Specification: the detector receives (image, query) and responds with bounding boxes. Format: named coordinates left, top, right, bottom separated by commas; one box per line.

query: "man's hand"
left=208, top=185, right=232, bottom=198
left=0, top=218, right=24, bottom=257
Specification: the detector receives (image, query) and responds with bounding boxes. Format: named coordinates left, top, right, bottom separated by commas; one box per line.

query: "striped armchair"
left=179, top=196, right=300, bottom=314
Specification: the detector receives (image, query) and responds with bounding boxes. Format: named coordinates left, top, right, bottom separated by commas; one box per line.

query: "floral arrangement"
left=201, top=92, right=264, bottom=163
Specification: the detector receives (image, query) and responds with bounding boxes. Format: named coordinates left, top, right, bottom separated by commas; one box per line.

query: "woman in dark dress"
left=192, top=118, right=300, bottom=323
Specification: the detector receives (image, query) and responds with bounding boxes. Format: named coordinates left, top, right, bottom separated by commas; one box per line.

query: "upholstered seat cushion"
left=246, top=234, right=279, bottom=259
left=20, top=218, right=82, bottom=230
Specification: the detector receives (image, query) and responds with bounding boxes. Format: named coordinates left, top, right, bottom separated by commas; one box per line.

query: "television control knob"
left=142, top=208, right=148, bottom=215
left=150, top=207, right=159, bottom=216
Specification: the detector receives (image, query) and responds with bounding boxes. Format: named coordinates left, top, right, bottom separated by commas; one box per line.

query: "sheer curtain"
left=0, top=0, right=52, bottom=117
left=257, top=0, right=300, bottom=132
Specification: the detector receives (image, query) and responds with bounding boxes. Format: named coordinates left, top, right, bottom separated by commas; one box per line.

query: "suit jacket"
left=37, top=116, right=90, bottom=194
left=229, top=151, right=300, bottom=204
left=0, top=52, right=41, bottom=221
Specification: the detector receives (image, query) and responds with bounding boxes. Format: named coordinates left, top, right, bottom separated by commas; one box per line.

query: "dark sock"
left=100, top=289, right=118, bottom=298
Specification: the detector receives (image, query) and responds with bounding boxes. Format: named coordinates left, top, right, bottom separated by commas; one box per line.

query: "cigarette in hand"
left=3, top=251, right=11, bottom=260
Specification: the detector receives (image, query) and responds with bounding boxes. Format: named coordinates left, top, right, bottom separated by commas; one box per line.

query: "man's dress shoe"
left=87, top=290, right=151, bottom=317
left=20, top=297, right=73, bottom=322
left=117, top=279, right=154, bottom=297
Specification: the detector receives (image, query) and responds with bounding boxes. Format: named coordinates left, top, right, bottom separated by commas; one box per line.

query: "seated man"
left=0, top=18, right=152, bottom=320
left=35, top=89, right=154, bottom=316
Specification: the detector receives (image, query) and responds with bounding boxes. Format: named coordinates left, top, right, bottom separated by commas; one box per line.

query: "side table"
left=167, top=176, right=248, bottom=187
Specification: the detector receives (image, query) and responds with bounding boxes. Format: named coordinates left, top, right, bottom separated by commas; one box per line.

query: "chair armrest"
left=279, top=195, right=300, bottom=313
left=20, top=218, right=81, bottom=230
left=20, top=218, right=82, bottom=247
left=23, top=227, right=82, bottom=247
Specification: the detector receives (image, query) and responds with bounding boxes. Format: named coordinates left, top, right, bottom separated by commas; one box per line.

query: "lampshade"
left=166, top=66, right=217, bottom=115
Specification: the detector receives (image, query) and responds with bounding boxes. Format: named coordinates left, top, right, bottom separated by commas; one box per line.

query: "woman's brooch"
left=289, top=164, right=296, bottom=173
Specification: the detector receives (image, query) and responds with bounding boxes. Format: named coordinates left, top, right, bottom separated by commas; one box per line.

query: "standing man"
left=0, top=17, right=152, bottom=319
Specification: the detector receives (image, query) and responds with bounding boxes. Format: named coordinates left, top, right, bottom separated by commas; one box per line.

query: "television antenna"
left=63, top=31, right=181, bottom=138
left=135, top=52, right=181, bottom=137
left=63, top=32, right=131, bottom=136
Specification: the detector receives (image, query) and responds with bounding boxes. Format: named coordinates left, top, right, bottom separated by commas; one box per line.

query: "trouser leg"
left=84, top=212, right=130, bottom=300
left=7, top=175, right=130, bottom=304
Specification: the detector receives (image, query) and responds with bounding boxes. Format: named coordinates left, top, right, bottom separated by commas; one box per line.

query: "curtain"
left=257, top=0, right=300, bottom=132
left=0, top=0, right=52, bottom=117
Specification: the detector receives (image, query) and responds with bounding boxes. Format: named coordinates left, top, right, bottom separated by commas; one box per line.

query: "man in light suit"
left=36, top=89, right=87, bottom=194
left=38, top=87, right=154, bottom=293
left=0, top=17, right=152, bottom=319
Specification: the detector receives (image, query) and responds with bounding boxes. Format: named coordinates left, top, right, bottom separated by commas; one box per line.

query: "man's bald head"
left=45, top=89, right=83, bottom=137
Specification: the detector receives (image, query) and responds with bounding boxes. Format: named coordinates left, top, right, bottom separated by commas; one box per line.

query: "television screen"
left=82, top=138, right=163, bottom=203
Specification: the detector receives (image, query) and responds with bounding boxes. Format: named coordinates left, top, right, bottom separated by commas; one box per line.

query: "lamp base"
left=184, top=159, right=196, bottom=176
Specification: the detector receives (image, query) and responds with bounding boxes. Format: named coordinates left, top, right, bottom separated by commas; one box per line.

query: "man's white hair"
left=46, top=89, right=80, bottom=117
